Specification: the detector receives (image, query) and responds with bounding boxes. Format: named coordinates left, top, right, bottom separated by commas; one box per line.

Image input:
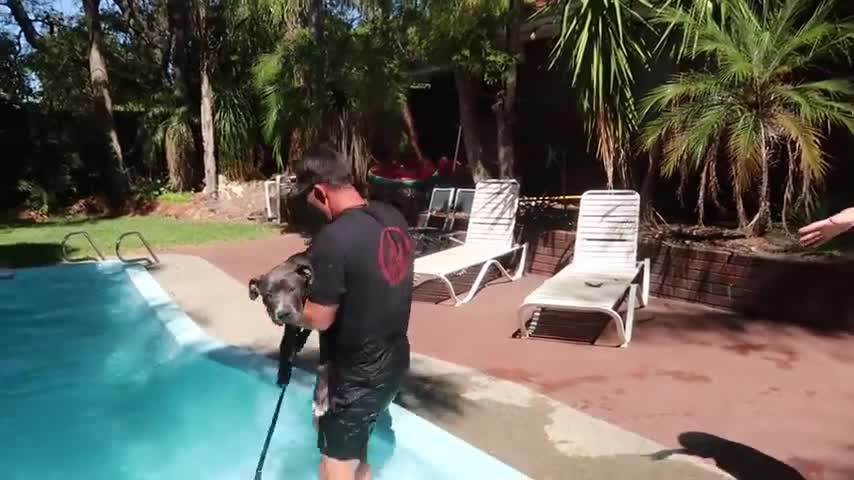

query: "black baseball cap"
left=290, top=143, right=354, bottom=199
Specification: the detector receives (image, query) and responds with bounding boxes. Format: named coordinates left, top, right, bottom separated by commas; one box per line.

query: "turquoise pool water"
left=0, top=262, right=525, bottom=480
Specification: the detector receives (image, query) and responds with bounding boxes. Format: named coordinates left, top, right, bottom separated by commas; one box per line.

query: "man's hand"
left=799, top=209, right=854, bottom=248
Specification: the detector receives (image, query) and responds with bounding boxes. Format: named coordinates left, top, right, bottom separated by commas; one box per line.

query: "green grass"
left=0, top=215, right=278, bottom=268
left=156, top=191, right=194, bottom=203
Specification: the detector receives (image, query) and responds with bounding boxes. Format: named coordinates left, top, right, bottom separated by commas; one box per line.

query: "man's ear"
left=249, top=277, right=261, bottom=300
left=296, top=265, right=313, bottom=286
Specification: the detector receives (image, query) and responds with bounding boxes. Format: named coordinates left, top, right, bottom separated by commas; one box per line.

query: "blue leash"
left=254, top=385, right=286, bottom=480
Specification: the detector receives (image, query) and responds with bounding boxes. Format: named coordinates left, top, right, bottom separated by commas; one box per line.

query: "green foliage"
left=156, top=190, right=194, bottom=203
left=249, top=1, right=411, bottom=167
left=0, top=34, right=31, bottom=103
left=537, top=0, right=654, bottom=188
left=640, top=0, right=854, bottom=231
left=24, top=19, right=93, bottom=111
left=214, top=87, right=259, bottom=179
left=20, top=10, right=163, bottom=112
left=404, top=0, right=516, bottom=84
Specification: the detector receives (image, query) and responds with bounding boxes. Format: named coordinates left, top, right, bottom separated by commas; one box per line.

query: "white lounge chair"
left=414, top=179, right=528, bottom=306
left=517, top=190, right=650, bottom=347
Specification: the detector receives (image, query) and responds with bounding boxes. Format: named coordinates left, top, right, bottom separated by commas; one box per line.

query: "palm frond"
left=772, top=110, right=827, bottom=184
left=773, top=82, right=854, bottom=131
left=215, top=87, right=258, bottom=179
left=652, top=0, right=733, bottom=60
left=639, top=72, right=726, bottom=118
left=653, top=2, right=751, bottom=77
left=725, top=111, right=762, bottom=191
left=768, top=0, right=854, bottom=75
left=660, top=128, right=692, bottom=178
left=547, top=0, right=652, bottom=186
left=683, top=104, right=729, bottom=172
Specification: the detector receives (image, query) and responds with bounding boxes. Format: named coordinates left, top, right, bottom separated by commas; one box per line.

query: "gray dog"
left=248, top=251, right=314, bottom=385
left=248, top=251, right=329, bottom=420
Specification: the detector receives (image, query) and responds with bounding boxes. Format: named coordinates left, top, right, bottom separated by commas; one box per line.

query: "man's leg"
left=319, top=456, right=360, bottom=480
left=317, top=408, right=373, bottom=480
left=318, top=375, right=402, bottom=480
left=317, top=455, right=371, bottom=480
left=355, top=461, right=371, bottom=480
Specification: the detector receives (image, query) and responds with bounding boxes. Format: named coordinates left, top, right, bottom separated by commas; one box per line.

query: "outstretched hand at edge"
left=799, top=208, right=854, bottom=248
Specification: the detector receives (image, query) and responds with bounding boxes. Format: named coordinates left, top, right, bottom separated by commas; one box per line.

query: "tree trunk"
left=747, top=131, right=772, bottom=236
left=165, top=0, right=196, bottom=190
left=454, top=70, right=488, bottom=182
left=83, top=0, right=128, bottom=203
left=697, top=162, right=710, bottom=227
left=493, top=84, right=516, bottom=180
left=166, top=130, right=193, bottom=190
left=494, top=0, right=522, bottom=180
left=197, top=0, right=216, bottom=197
left=167, top=0, right=191, bottom=104
left=781, top=141, right=797, bottom=233
left=400, top=100, right=425, bottom=163
left=6, top=0, right=43, bottom=49
left=639, top=143, right=661, bottom=224
left=735, top=187, right=749, bottom=230
left=288, top=128, right=304, bottom=173
left=307, top=0, right=324, bottom=42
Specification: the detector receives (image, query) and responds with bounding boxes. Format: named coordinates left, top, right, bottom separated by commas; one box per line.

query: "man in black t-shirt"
left=290, top=144, right=413, bottom=480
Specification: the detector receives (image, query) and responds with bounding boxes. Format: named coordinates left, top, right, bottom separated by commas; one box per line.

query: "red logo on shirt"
left=378, top=226, right=413, bottom=285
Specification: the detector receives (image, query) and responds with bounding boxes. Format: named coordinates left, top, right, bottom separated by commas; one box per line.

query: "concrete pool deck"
left=163, top=234, right=854, bottom=480
left=149, top=252, right=728, bottom=480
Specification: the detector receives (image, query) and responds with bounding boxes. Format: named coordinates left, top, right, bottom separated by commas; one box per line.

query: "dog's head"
left=248, top=252, right=313, bottom=327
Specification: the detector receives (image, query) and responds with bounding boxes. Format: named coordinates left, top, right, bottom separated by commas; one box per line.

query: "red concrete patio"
left=172, top=235, right=854, bottom=480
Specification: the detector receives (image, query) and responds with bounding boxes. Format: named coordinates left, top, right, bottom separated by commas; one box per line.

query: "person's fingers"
left=800, top=231, right=824, bottom=246
left=801, top=232, right=822, bottom=246
left=798, top=220, right=826, bottom=235
left=799, top=229, right=821, bottom=242
left=804, top=235, right=829, bottom=248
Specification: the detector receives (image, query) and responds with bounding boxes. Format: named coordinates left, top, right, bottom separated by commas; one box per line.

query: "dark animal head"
left=248, top=252, right=313, bottom=327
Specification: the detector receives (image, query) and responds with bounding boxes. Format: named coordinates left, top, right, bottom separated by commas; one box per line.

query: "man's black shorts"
left=317, top=378, right=401, bottom=461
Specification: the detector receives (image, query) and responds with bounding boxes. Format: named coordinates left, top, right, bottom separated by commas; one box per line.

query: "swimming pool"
left=0, top=262, right=526, bottom=480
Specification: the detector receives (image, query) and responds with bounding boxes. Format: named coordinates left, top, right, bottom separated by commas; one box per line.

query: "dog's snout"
left=276, top=309, right=291, bottom=321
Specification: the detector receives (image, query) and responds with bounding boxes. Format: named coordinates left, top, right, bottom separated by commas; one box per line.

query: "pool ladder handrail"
left=115, top=231, right=160, bottom=266
left=61, top=231, right=106, bottom=262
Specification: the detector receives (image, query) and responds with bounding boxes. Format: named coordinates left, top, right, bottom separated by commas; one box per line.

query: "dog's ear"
left=248, top=277, right=261, bottom=300
left=296, top=264, right=313, bottom=286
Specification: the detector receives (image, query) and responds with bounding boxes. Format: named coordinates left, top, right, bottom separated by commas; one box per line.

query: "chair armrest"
left=446, top=236, right=465, bottom=245
left=435, top=231, right=465, bottom=244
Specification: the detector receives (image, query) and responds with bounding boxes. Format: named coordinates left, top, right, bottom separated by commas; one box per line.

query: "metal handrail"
left=115, top=231, right=160, bottom=265
left=61, top=231, right=106, bottom=262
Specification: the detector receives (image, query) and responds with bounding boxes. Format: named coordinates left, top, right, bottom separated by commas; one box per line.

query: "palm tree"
left=536, top=0, right=654, bottom=189
left=640, top=0, right=854, bottom=235
left=247, top=0, right=410, bottom=186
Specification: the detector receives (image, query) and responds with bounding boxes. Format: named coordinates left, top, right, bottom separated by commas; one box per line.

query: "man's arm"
left=300, top=300, right=337, bottom=331
left=299, top=230, right=346, bottom=331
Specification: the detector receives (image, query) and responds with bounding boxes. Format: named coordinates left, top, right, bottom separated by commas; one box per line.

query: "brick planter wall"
left=525, top=229, right=854, bottom=332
